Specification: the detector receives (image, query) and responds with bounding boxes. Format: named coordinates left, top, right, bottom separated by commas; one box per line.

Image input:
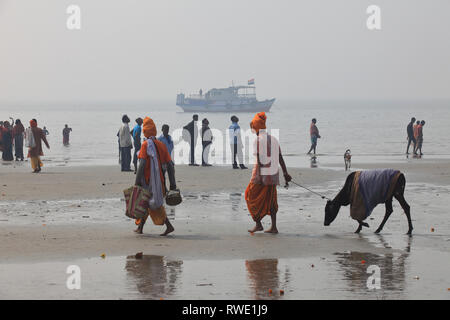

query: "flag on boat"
left=248, top=78, right=255, bottom=85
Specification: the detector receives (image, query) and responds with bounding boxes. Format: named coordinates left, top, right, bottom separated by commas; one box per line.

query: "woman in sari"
left=28, top=119, right=50, bottom=173
left=245, top=112, right=291, bottom=234
left=1, top=120, right=14, bottom=161
left=13, top=119, right=25, bottom=161
left=134, top=117, right=177, bottom=236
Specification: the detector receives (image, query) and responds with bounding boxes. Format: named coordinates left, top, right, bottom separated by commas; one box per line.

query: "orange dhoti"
left=245, top=183, right=278, bottom=222
left=135, top=206, right=167, bottom=226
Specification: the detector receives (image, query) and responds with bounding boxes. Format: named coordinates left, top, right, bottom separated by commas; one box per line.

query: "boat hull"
left=178, top=98, right=275, bottom=113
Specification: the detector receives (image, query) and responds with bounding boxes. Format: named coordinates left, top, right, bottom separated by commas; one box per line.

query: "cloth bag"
left=25, top=128, right=36, bottom=148
left=123, top=185, right=151, bottom=219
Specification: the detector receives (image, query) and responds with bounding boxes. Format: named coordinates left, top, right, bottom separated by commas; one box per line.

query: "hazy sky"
left=1, top=0, right=449, bottom=103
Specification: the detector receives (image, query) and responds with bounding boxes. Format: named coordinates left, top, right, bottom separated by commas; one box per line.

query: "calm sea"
left=1, top=100, right=449, bottom=168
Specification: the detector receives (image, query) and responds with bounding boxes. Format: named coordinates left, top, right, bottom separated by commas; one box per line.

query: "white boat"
left=176, top=83, right=275, bottom=112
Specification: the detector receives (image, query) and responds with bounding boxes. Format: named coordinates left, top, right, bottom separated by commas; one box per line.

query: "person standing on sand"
left=183, top=114, right=199, bottom=166
left=118, top=115, right=133, bottom=172
left=43, top=126, right=49, bottom=136
left=307, top=118, right=321, bottom=155
left=201, top=118, right=213, bottom=166
left=406, top=117, right=416, bottom=154
left=134, top=117, right=177, bottom=236
left=415, top=120, right=425, bottom=156
left=132, top=118, right=143, bottom=174
left=1, top=120, right=14, bottom=161
left=62, top=124, right=72, bottom=146
left=28, top=119, right=50, bottom=173
left=245, top=112, right=292, bottom=234
left=158, top=124, right=175, bottom=192
left=13, top=119, right=25, bottom=161
left=229, top=116, right=247, bottom=170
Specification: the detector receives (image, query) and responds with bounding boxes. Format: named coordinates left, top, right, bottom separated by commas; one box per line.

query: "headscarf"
left=250, top=112, right=267, bottom=133
left=30, top=120, right=37, bottom=128
left=142, top=117, right=156, bottom=138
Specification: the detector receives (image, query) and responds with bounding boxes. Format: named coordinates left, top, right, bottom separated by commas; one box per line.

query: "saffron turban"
left=251, top=112, right=267, bottom=133
left=143, top=117, right=157, bottom=138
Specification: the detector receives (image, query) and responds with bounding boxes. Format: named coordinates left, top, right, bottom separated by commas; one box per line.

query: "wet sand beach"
left=1, top=161, right=450, bottom=299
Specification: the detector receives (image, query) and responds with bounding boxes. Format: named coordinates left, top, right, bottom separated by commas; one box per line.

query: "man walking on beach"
left=229, top=116, right=247, bottom=169
left=132, top=118, right=143, bottom=174
left=415, top=120, right=425, bottom=156
left=183, top=114, right=199, bottom=166
left=406, top=117, right=416, bottom=154
left=245, top=112, right=292, bottom=234
left=27, top=119, right=50, bottom=173
left=135, top=117, right=177, bottom=236
left=62, top=124, right=72, bottom=146
left=118, top=115, right=133, bottom=172
left=307, top=118, right=321, bottom=155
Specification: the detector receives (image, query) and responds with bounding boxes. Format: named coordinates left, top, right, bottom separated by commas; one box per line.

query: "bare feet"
left=160, top=225, right=174, bottom=236
left=264, top=227, right=279, bottom=234
left=248, top=222, right=263, bottom=233
left=134, top=227, right=143, bottom=234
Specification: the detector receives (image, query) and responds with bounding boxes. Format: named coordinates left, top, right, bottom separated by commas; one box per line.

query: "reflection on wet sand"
left=229, top=193, right=242, bottom=212
left=246, top=259, right=290, bottom=300
left=310, top=156, right=318, bottom=168
left=334, top=236, right=411, bottom=297
left=125, top=255, right=183, bottom=299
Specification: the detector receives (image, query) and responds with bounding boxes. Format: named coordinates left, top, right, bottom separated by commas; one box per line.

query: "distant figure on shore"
left=1, top=119, right=14, bottom=161
left=406, top=117, right=416, bottom=154
left=118, top=115, right=133, bottom=172
left=158, top=124, right=175, bottom=191
left=134, top=117, right=177, bottom=236
left=132, top=118, right=143, bottom=174
left=62, top=124, right=72, bottom=146
left=415, top=120, right=425, bottom=156
left=13, top=119, right=25, bottom=161
left=183, top=114, right=199, bottom=166
left=229, top=116, right=247, bottom=169
left=201, top=118, right=213, bottom=166
left=27, top=119, right=50, bottom=173
left=42, top=126, right=49, bottom=136
left=344, top=149, right=352, bottom=171
left=307, top=118, right=321, bottom=155
left=245, top=112, right=292, bottom=234
left=199, top=89, right=203, bottom=96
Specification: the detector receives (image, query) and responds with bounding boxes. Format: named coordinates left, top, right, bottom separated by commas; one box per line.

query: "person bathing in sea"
left=307, top=118, right=321, bottom=155
left=406, top=117, right=416, bottom=155
left=62, top=124, right=72, bottom=146
left=245, top=112, right=292, bottom=234
left=27, top=119, right=50, bottom=173
left=134, top=117, right=177, bottom=236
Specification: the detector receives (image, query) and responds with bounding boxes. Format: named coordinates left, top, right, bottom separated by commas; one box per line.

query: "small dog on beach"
left=344, top=149, right=351, bottom=171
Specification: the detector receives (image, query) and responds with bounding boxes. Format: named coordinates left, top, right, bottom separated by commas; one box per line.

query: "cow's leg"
left=355, top=220, right=369, bottom=233
left=375, top=198, right=393, bottom=234
left=394, top=193, right=413, bottom=235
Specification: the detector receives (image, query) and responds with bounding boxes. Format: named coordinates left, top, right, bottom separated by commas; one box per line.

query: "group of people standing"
left=182, top=114, right=248, bottom=169
left=118, top=115, right=174, bottom=175
left=406, top=117, right=426, bottom=156
left=0, top=118, right=25, bottom=161
left=1, top=118, right=73, bottom=173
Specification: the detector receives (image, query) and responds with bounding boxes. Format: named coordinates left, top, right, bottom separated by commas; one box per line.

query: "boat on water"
left=176, top=81, right=275, bottom=112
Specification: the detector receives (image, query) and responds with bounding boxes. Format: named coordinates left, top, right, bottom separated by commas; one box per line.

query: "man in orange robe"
left=245, top=112, right=292, bottom=234
left=134, top=117, right=177, bottom=236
